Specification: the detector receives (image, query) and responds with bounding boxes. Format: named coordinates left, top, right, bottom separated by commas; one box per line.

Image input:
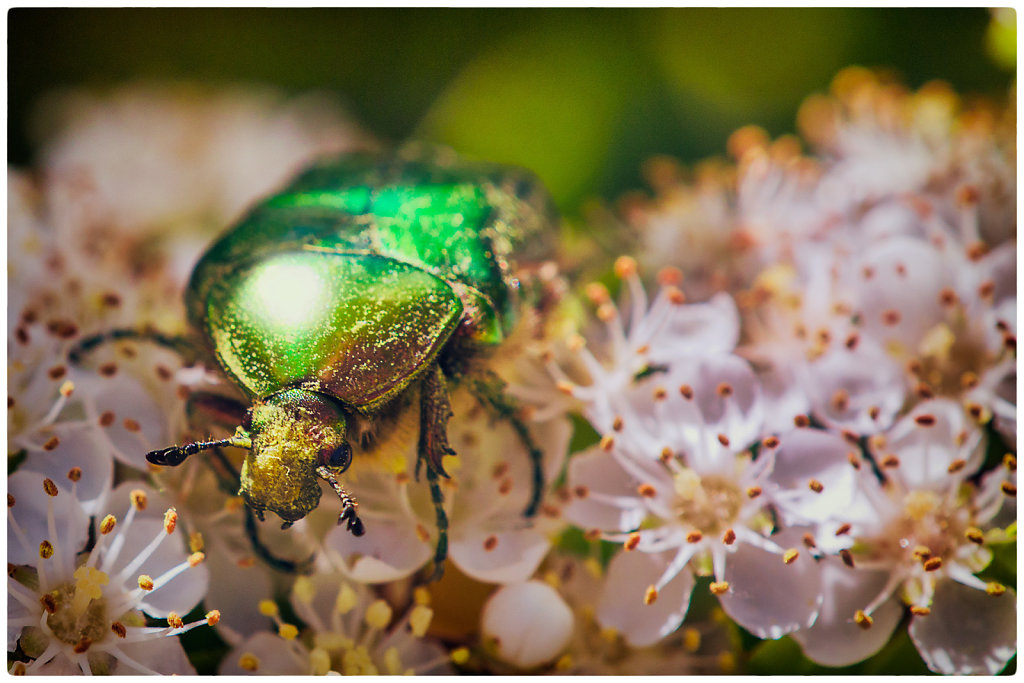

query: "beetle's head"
left=240, top=388, right=352, bottom=524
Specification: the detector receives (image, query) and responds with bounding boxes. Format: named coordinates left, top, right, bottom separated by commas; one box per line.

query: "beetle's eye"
left=323, top=442, right=352, bottom=471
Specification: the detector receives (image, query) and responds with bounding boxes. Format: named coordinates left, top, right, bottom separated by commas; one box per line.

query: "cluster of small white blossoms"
left=556, top=68, right=1015, bottom=674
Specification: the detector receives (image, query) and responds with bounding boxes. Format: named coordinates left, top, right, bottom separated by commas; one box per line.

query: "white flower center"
left=672, top=468, right=744, bottom=535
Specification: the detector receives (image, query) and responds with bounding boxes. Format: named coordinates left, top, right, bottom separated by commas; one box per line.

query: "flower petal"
left=908, top=579, right=1016, bottom=675
left=596, top=549, right=694, bottom=647
left=562, top=448, right=646, bottom=532
left=766, top=428, right=858, bottom=525
left=450, top=526, right=550, bottom=584
left=323, top=515, right=431, bottom=583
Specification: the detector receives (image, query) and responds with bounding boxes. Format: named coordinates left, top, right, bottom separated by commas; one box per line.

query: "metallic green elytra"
left=149, top=147, right=557, bottom=551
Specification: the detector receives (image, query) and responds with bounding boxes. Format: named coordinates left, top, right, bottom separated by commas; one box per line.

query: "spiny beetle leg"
left=316, top=466, right=365, bottom=537
left=418, top=363, right=456, bottom=480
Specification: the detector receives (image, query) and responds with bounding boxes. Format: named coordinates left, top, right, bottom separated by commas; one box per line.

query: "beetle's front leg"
left=418, top=363, right=455, bottom=581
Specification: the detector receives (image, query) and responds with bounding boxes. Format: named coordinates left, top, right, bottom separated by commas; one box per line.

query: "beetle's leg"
left=424, top=464, right=449, bottom=583
left=418, top=363, right=456, bottom=480
left=316, top=465, right=365, bottom=536
left=470, top=371, right=546, bottom=518
left=67, top=327, right=202, bottom=366
left=418, top=363, right=454, bottom=581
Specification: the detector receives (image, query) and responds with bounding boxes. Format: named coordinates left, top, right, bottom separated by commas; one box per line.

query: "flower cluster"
left=8, top=70, right=1015, bottom=675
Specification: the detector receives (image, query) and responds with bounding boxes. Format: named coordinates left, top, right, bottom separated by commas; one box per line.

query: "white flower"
left=792, top=399, right=1016, bottom=673
left=220, top=572, right=450, bottom=675
left=7, top=479, right=214, bottom=674
left=562, top=358, right=830, bottom=645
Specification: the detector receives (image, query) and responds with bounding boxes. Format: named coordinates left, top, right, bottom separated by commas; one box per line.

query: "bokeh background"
left=8, top=7, right=1016, bottom=217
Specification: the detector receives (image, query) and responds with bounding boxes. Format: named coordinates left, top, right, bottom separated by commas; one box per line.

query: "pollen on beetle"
left=39, top=540, right=54, bottom=559
left=854, top=610, right=873, bottom=629
left=709, top=581, right=729, bottom=595
left=278, top=623, right=299, bottom=640
left=164, top=508, right=178, bottom=534
left=138, top=575, right=155, bottom=591
left=43, top=478, right=58, bottom=496
left=130, top=489, right=148, bottom=510
left=782, top=548, right=799, bottom=564
left=644, top=585, right=658, bottom=605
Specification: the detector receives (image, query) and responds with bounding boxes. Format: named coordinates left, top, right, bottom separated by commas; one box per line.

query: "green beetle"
left=143, top=147, right=558, bottom=576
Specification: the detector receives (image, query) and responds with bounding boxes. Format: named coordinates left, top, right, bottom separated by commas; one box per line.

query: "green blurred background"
left=7, top=8, right=1016, bottom=213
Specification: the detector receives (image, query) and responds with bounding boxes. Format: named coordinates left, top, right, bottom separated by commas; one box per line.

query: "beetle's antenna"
left=316, top=465, right=365, bottom=536
left=146, top=430, right=252, bottom=467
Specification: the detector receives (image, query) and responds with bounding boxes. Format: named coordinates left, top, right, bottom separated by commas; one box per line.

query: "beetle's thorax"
left=239, top=389, right=349, bottom=522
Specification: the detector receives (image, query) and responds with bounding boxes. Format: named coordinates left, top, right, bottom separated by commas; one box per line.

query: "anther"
left=782, top=548, right=799, bottom=564
left=938, top=288, right=958, bottom=307
left=643, top=585, right=659, bottom=605
left=964, top=527, right=985, bottom=545
left=611, top=416, right=624, bottom=432
left=138, top=575, right=154, bottom=591
left=155, top=365, right=173, bottom=381
left=910, top=606, right=931, bottom=616
left=190, top=532, right=205, bottom=553
left=599, top=435, right=615, bottom=452
left=720, top=528, right=737, bottom=545
left=793, top=415, right=810, bottom=428
left=130, top=489, right=148, bottom=510
left=614, top=256, right=638, bottom=279
left=100, top=515, right=117, bottom=534
left=659, top=447, right=673, bottom=463
left=709, top=581, right=729, bottom=595
left=483, top=535, right=498, bottom=551
left=762, top=436, right=780, bottom=449
left=839, top=549, right=855, bottom=568
left=915, top=382, right=934, bottom=399
left=986, top=582, right=1007, bottom=597
left=279, top=623, right=299, bottom=640
left=47, top=319, right=78, bottom=339
left=653, top=386, right=668, bottom=401
left=717, top=434, right=730, bottom=447
left=596, top=304, right=617, bottom=322
left=868, top=406, right=881, bottom=421
left=978, top=280, right=995, bottom=300
left=584, top=282, right=610, bottom=305
left=914, top=414, right=937, bottom=427
left=624, top=533, right=641, bottom=551
left=7, top=494, right=14, bottom=508
left=47, top=365, right=67, bottom=380
left=42, top=436, right=60, bottom=452
left=573, top=485, right=589, bottom=499
left=73, top=636, right=93, bottom=654
left=1001, top=481, right=1016, bottom=497
left=9, top=662, right=26, bottom=675
left=716, top=383, right=733, bottom=398
left=167, top=612, right=184, bottom=629
left=40, top=593, right=58, bottom=614
left=239, top=653, right=260, bottom=672
left=206, top=610, right=221, bottom=626
left=123, top=418, right=141, bottom=432
left=880, top=454, right=900, bottom=469
left=98, top=362, right=118, bottom=377
left=583, top=528, right=602, bottom=542
left=835, top=523, right=852, bottom=536
left=746, top=486, right=762, bottom=499
left=947, top=459, right=967, bottom=474
left=847, top=452, right=862, bottom=469
left=923, top=557, right=942, bottom=572
left=666, top=287, right=686, bottom=305
left=555, top=381, right=576, bottom=396
left=111, top=621, right=128, bottom=638
left=637, top=484, right=657, bottom=498
left=188, top=552, right=206, bottom=567
left=802, top=533, right=816, bottom=549
left=830, top=389, right=849, bottom=412
left=99, top=411, right=116, bottom=427
left=679, top=384, right=694, bottom=400
left=1004, top=454, right=1016, bottom=472
left=881, top=309, right=901, bottom=326
left=841, top=429, right=860, bottom=445
left=854, top=610, right=873, bottom=629
left=164, top=508, right=178, bottom=534
left=657, top=266, right=684, bottom=286
left=965, top=402, right=984, bottom=420
left=808, top=479, right=824, bottom=493
left=497, top=477, right=513, bottom=495
left=686, top=531, right=703, bottom=544
left=43, top=478, right=58, bottom=496
left=845, top=332, right=860, bottom=350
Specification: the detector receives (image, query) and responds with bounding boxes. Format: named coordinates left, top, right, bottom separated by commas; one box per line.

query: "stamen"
left=483, top=535, right=498, bottom=551
left=802, top=533, right=816, bottom=548
left=365, top=600, right=393, bottom=629
left=43, top=479, right=58, bottom=496
left=762, top=436, right=780, bottom=449
left=624, top=533, right=641, bottom=551
left=409, top=605, right=433, bottom=637
left=913, top=414, right=937, bottom=427
left=839, top=549, right=855, bottom=568
left=99, top=411, right=116, bottom=427
left=278, top=623, right=298, bottom=640
left=717, top=434, right=730, bottom=447
left=709, top=581, right=729, bottom=595
left=599, top=435, right=614, bottom=451
left=686, top=531, right=703, bottom=544
left=643, top=585, right=658, bottom=605
left=679, top=384, right=694, bottom=400
left=111, top=622, right=127, bottom=638
left=1001, top=482, right=1016, bottom=497
left=923, top=557, right=942, bottom=572
left=39, top=540, right=54, bottom=559
left=722, top=529, right=736, bottom=545
left=130, top=490, right=148, bottom=510
left=835, top=523, right=852, bottom=536
left=167, top=612, right=184, bottom=629
left=40, top=593, right=58, bottom=614
left=746, top=486, right=762, bottom=499
left=238, top=653, right=260, bottom=671
left=986, top=582, right=1007, bottom=596
left=1004, top=454, right=1016, bottom=472
left=947, top=459, right=967, bottom=474
left=637, top=484, right=657, bottom=498
left=808, top=479, right=824, bottom=493
left=138, top=575, right=154, bottom=591
left=854, top=610, right=873, bottom=629
left=793, top=415, right=810, bottom=428
left=782, top=549, right=799, bottom=564
left=206, top=610, right=221, bottom=626
left=911, top=606, right=931, bottom=616
left=163, top=508, right=178, bottom=534
left=880, top=454, right=900, bottom=468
